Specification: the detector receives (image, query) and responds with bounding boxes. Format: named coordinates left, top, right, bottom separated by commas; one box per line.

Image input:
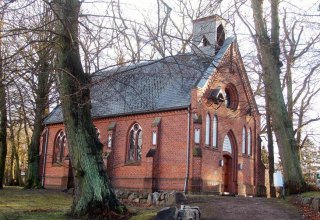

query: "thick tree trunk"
left=26, top=59, right=50, bottom=188
left=26, top=132, right=41, bottom=188
left=7, top=96, right=21, bottom=186
left=53, top=0, right=125, bottom=217
left=251, top=0, right=305, bottom=194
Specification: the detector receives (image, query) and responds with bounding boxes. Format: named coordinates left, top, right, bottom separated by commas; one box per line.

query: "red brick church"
left=39, top=15, right=266, bottom=196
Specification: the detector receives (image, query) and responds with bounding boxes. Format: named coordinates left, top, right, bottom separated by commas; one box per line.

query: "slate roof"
left=44, top=37, right=234, bottom=125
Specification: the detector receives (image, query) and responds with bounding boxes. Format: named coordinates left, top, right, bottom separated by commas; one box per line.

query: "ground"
left=188, top=195, right=301, bottom=220
left=0, top=187, right=319, bottom=219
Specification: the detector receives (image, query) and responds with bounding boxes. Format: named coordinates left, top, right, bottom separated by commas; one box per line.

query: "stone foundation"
left=295, top=195, right=320, bottom=213
left=114, top=189, right=187, bottom=207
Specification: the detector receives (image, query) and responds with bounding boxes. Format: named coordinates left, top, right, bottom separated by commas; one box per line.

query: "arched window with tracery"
left=205, top=113, right=211, bottom=145
left=127, top=123, right=142, bottom=162
left=212, top=115, right=218, bottom=148
left=53, top=130, right=66, bottom=163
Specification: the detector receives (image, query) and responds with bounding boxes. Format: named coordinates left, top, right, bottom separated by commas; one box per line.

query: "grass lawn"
left=0, top=187, right=158, bottom=220
left=0, top=187, right=73, bottom=220
left=300, top=191, right=320, bottom=198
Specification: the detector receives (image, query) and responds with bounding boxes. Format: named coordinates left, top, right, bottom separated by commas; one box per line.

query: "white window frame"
left=223, top=135, right=232, bottom=153
left=248, top=128, right=252, bottom=155
left=195, top=128, right=200, bottom=144
left=205, top=113, right=210, bottom=145
left=107, top=133, right=112, bottom=148
left=212, top=115, right=218, bottom=147
left=242, top=127, right=246, bottom=154
left=152, top=131, right=157, bottom=145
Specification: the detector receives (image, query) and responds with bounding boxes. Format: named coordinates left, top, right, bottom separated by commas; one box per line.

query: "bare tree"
left=281, top=10, right=320, bottom=151
left=250, top=0, right=305, bottom=193
left=25, top=2, right=53, bottom=188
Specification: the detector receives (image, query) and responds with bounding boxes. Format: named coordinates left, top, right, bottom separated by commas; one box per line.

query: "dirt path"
left=187, top=195, right=302, bottom=220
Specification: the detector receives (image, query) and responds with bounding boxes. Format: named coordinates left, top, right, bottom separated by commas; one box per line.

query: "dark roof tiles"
left=44, top=37, right=234, bottom=124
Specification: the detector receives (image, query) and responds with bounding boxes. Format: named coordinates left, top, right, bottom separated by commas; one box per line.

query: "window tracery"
left=128, top=123, right=142, bottom=162
left=53, top=130, right=66, bottom=163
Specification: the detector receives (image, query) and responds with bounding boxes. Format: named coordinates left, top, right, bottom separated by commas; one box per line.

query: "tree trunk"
left=14, top=147, right=22, bottom=186
left=14, top=124, right=23, bottom=186
left=26, top=57, right=50, bottom=188
left=7, top=95, right=20, bottom=186
left=9, top=129, right=20, bottom=186
left=0, top=15, right=7, bottom=189
left=266, top=98, right=276, bottom=197
left=0, top=80, right=7, bottom=188
left=8, top=146, right=14, bottom=185
left=53, top=0, right=125, bottom=217
left=251, top=0, right=306, bottom=194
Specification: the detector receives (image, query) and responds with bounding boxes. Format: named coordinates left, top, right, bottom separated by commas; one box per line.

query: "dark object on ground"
left=177, top=205, right=201, bottom=220
left=155, top=205, right=201, bottom=220
left=155, top=207, right=178, bottom=220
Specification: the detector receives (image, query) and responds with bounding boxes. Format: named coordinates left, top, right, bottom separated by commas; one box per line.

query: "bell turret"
left=192, top=15, right=227, bottom=57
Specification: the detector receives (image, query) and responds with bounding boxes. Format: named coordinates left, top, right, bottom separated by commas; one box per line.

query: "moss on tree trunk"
left=53, top=0, right=125, bottom=217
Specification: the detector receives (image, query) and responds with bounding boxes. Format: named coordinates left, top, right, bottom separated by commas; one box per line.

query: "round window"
left=225, top=84, right=239, bottom=110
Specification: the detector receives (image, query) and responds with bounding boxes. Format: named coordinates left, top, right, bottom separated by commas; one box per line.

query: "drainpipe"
left=184, top=105, right=191, bottom=193
left=41, top=126, right=49, bottom=187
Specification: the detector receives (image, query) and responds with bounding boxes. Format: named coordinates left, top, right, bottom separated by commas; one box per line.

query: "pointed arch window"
left=212, top=115, right=218, bottom=148
left=128, top=123, right=142, bottom=162
left=248, top=128, right=252, bottom=155
left=205, top=113, right=211, bottom=145
left=201, top=36, right=210, bottom=47
left=222, top=135, right=232, bottom=154
left=216, top=24, right=225, bottom=48
left=242, top=127, right=246, bottom=154
left=95, top=127, right=101, bottom=140
left=53, top=130, right=66, bottom=164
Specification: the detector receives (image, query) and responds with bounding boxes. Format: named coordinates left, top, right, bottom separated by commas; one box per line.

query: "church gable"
left=196, top=41, right=258, bottom=117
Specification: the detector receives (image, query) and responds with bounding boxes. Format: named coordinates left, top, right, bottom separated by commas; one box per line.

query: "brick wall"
left=41, top=45, right=264, bottom=195
left=42, top=110, right=189, bottom=191
left=188, top=48, right=263, bottom=195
